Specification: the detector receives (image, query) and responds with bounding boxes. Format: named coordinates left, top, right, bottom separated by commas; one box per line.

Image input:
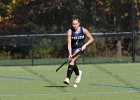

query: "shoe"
left=63, top=78, right=70, bottom=85
left=75, top=70, right=82, bottom=84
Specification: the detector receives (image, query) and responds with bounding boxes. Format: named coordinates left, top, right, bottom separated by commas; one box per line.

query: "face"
left=72, top=19, right=80, bottom=30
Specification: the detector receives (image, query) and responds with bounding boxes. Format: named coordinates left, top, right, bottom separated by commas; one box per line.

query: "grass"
left=1, top=56, right=140, bottom=66
left=0, top=63, right=140, bottom=100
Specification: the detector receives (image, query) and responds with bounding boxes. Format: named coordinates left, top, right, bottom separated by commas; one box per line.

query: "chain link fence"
left=0, top=32, right=140, bottom=66
left=0, top=0, right=140, bottom=66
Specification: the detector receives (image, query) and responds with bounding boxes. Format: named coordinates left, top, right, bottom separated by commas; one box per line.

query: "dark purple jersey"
left=71, top=26, right=85, bottom=48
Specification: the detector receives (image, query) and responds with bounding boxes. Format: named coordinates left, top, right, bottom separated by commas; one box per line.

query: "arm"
left=82, top=28, right=94, bottom=50
left=67, top=29, right=72, bottom=58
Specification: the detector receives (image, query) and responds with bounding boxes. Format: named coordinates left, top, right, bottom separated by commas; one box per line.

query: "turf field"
left=0, top=63, right=140, bottom=100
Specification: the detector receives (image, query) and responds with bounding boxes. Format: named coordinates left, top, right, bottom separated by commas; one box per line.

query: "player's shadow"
left=44, top=85, right=72, bottom=88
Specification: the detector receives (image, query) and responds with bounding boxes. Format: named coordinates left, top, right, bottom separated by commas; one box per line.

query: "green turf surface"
left=0, top=63, right=140, bottom=100
left=1, top=56, right=140, bottom=66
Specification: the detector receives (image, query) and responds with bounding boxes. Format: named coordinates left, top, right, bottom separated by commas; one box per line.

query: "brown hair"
left=72, top=15, right=81, bottom=23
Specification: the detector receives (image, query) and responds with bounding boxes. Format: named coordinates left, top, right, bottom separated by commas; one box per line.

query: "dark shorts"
left=72, top=48, right=81, bottom=54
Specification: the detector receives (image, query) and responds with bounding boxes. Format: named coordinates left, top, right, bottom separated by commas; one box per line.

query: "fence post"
left=131, top=0, right=136, bottom=62
left=31, top=38, right=34, bottom=66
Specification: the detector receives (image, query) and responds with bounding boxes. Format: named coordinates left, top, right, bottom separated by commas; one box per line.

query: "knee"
left=69, top=59, right=76, bottom=65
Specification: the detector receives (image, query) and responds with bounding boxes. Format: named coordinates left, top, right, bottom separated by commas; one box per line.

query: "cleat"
left=75, top=70, right=82, bottom=84
left=63, top=78, right=70, bottom=85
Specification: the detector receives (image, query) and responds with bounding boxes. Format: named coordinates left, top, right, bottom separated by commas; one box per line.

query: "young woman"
left=63, top=16, right=94, bottom=85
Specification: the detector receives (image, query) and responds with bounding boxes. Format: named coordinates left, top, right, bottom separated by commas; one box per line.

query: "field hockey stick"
left=56, top=49, right=83, bottom=72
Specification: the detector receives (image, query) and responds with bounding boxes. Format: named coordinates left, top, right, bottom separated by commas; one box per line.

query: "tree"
left=0, top=0, right=140, bottom=59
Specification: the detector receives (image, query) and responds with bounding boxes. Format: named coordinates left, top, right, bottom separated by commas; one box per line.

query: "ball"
left=73, top=84, right=77, bottom=88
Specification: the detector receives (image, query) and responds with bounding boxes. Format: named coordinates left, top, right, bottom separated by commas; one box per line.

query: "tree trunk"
left=116, top=40, right=122, bottom=60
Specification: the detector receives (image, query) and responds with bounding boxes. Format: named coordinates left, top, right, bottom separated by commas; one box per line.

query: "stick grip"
left=72, top=49, right=83, bottom=58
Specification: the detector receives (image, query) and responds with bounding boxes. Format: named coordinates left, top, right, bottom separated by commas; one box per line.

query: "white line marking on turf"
left=0, top=91, right=139, bottom=97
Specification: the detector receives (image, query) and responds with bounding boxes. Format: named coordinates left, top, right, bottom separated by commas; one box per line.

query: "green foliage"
left=27, top=45, right=67, bottom=59
left=0, top=0, right=140, bottom=60
left=1, top=0, right=140, bottom=33
left=136, top=36, right=140, bottom=55
left=0, top=51, right=10, bottom=59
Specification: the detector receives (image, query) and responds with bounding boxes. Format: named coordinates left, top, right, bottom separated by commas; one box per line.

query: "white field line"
left=0, top=91, right=139, bottom=97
